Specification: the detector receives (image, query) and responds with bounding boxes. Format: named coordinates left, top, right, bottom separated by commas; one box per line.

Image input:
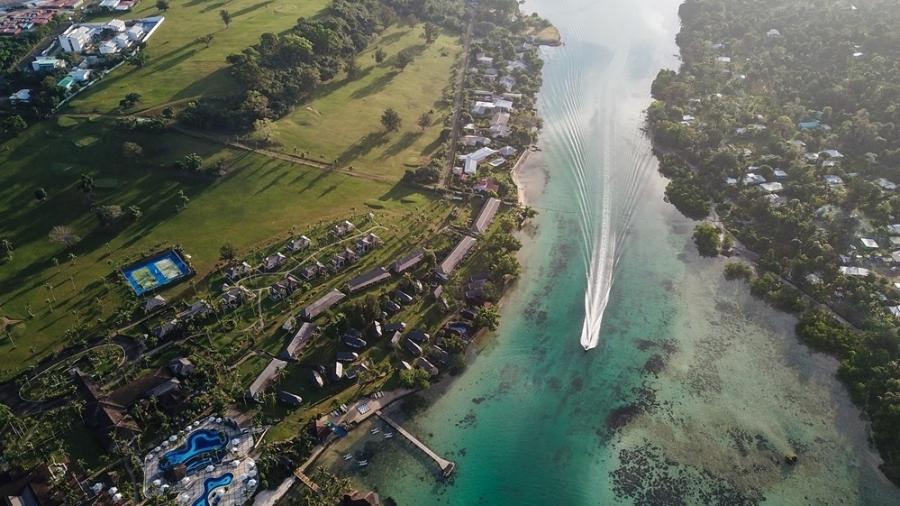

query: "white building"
left=99, top=40, right=118, bottom=55
left=32, top=56, right=65, bottom=73
left=114, top=33, right=130, bottom=49
left=68, top=68, right=91, bottom=82
left=106, top=19, right=126, bottom=32
left=126, top=24, right=144, bottom=42
left=59, top=25, right=93, bottom=53
left=9, top=89, right=31, bottom=104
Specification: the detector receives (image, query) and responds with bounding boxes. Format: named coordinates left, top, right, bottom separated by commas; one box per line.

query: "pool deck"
left=142, top=417, right=259, bottom=505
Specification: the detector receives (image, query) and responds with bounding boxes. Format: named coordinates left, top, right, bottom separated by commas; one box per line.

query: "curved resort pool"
left=160, top=429, right=227, bottom=475
left=192, top=473, right=234, bottom=506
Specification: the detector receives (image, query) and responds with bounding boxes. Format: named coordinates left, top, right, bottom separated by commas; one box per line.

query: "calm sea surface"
left=324, top=0, right=900, bottom=503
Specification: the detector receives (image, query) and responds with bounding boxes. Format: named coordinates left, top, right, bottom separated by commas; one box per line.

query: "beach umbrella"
left=181, top=477, right=191, bottom=485
left=238, top=474, right=247, bottom=481
left=208, top=415, right=216, bottom=422
left=185, top=425, right=192, bottom=432
left=112, top=493, right=122, bottom=502
left=215, top=417, right=223, bottom=423
left=194, top=420, right=201, bottom=427
left=179, top=493, right=191, bottom=503
left=247, top=478, right=257, bottom=487
left=231, top=460, right=241, bottom=467
left=246, top=458, right=255, bottom=468
left=248, top=469, right=257, bottom=477
left=162, top=441, right=169, bottom=447
left=154, top=446, right=161, bottom=453
left=152, top=479, right=161, bottom=487
left=108, top=487, right=118, bottom=494
left=161, top=484, right=169, bottom=492
left=168, top=435, right=177, bottom=442
left=205, top=465, right=215, bottom=473
left=231, top=438, right=240, bottom=446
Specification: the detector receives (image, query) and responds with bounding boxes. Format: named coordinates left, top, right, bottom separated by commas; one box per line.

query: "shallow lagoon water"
left=337, top=0, right=900, bottom=504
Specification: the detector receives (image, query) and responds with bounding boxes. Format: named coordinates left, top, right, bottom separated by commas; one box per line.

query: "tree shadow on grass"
left=337, top=131, right=388, bottom=165
left=419, top=131, right=445, bottom=156
left=350, top=70, right=399, bottom=100
left=232, top=0, right=273, bottom=17
left=378, top=131, right=421, bottom=160
left=152, top=48, right=200, bottom=73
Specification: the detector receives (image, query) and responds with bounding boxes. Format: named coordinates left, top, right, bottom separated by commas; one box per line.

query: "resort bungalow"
left=142, top=294, right=167, bottom=313
left=286, top=235, right=311, bottom=253
left=859, top=238, right=879, bottom=249
left=436, top=236, right=477, bottom=281
left=270, top=274, right=301, bottom=301
left=168, top=357, right=194, bottom=377
left=355, top=233, right=382, bottom=255
left=153, top=319, right=181, bottom=339
left=759, top=182, right=783, bottom=193
left=332, top=220, right=355, bottom=237
left=498, top=145, right=517, bottom=157
left=414, top=357, right=439, bottom=377
left=279, top=391, right=304, bottom=406
left=176, top=300, right=212, bottom=322
left=823, top=175, right=844, bottom=187
left=263, top=252, right=287, bottom=271
left=246, top=358, right=287, bottom=402
left=72, top=370, right=141, bottom=451
left=471, top=197, right=501, bottom=235
left=874, top=178, right=897, bottom=191
left=331, top=248, right=359, bottom=272
left=461, top=135, right=492, bottom=147
left=330, top=362, right=344, bottom=382
left=347, top=267, right=392, bottom=294
left=840, top=266, right=871, bottom=277
left=299, top=289, right=346, bottom=320
left=391, top=248, right=425, bottom=274
left=280, top=322, right=318, bottom=360
left=300, top=260, right=326, bottom=281
left=220, top=284, right=253, bottom=309
left=225, top=261, right=253, bottom=281
left=403, top=338, right=423, bottom=356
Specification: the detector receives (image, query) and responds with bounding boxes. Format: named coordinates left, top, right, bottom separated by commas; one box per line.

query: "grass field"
left=271, top=25, right=461, bottom=178
left=0, top=115, right=419, bottom=381
left=67, top=0, right=329, bottom=112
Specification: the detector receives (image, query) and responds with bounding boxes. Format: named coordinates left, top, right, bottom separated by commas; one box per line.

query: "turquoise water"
left=160, top=429, right=226, bottom=474
left=192, top=473, right=233, bottom=506
left=332, top=0, right=900, bottom=504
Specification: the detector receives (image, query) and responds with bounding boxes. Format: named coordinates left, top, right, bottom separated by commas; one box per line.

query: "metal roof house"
left=347, top=266, right=391, bottom=293
left=280, top=322, right=318, bottom=360
left=436, top=236, right=477, bottom=281
left=299, top=289, right=346, bottom=320
left=471, top=197, right=501, bottom=235
left=247, top=358, right=287, bottom=402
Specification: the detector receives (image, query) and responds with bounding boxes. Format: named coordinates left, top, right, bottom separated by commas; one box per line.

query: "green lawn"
left=0, top=116, right=418, bottom=381
left=67, top=0, right=328, bottom=112
left=272, top=25, right=461, bottom=178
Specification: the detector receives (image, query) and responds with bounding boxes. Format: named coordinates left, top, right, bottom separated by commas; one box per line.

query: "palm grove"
left=648, top=0, right=900, bottom=482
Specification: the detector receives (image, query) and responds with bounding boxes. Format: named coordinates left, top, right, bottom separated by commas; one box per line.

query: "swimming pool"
left=122, top=250, right=192, bottom=296
left=160, top=430, right=226, bottom=475
left=192, top=473, right=233, bottom=506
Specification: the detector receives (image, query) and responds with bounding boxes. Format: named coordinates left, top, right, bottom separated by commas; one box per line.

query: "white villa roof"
left=759, top=182, right=783, bottom=193
left=839, top=266, right=871, bottom=277
left=859, top=238, right=879, bottom=249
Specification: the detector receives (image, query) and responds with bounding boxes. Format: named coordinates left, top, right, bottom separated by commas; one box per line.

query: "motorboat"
left=343, top=453, right=353, bottom=461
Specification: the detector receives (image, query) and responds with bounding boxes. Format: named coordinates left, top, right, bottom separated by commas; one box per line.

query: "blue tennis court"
left=122, top=250, right=192, bottom=295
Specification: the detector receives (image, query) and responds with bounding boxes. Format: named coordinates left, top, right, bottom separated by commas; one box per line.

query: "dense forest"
left=648, top=0, right=900, bottom=482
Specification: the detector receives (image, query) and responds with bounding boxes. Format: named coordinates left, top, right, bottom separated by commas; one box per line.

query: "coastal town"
left=648, top=0, right=900, bottom=485
left=0, top=0, right=559, bottom=503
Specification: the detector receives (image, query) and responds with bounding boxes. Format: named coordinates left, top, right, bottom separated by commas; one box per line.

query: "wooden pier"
left=376, top=410, right=456, bottom=478
left=293, top=469, right=321, bottom=494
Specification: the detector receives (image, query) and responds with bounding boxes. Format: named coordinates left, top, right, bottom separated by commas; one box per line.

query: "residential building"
left=280, top=322, right=317, bottom=360
left=391, top=248, right=425, bottom=274
left=347, top=266, right=391, bottom=293
left=436, top=236, right=477, bottom=280
left=31, top=56, right=65, bottom=73
left=246, top=358, right=287, bottom=402
left=471, top=197, right=501, bottom=235
left=299, top=288, right=346, bottom=320
left=286, top=235, right=311, bottom=253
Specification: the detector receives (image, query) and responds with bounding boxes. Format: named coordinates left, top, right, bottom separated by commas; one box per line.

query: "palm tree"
left=44, top=283, right=56, bottom=302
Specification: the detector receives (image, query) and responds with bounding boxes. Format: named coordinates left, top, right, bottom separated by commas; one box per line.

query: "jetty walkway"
left=376, top=410, right=456, bottom=478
